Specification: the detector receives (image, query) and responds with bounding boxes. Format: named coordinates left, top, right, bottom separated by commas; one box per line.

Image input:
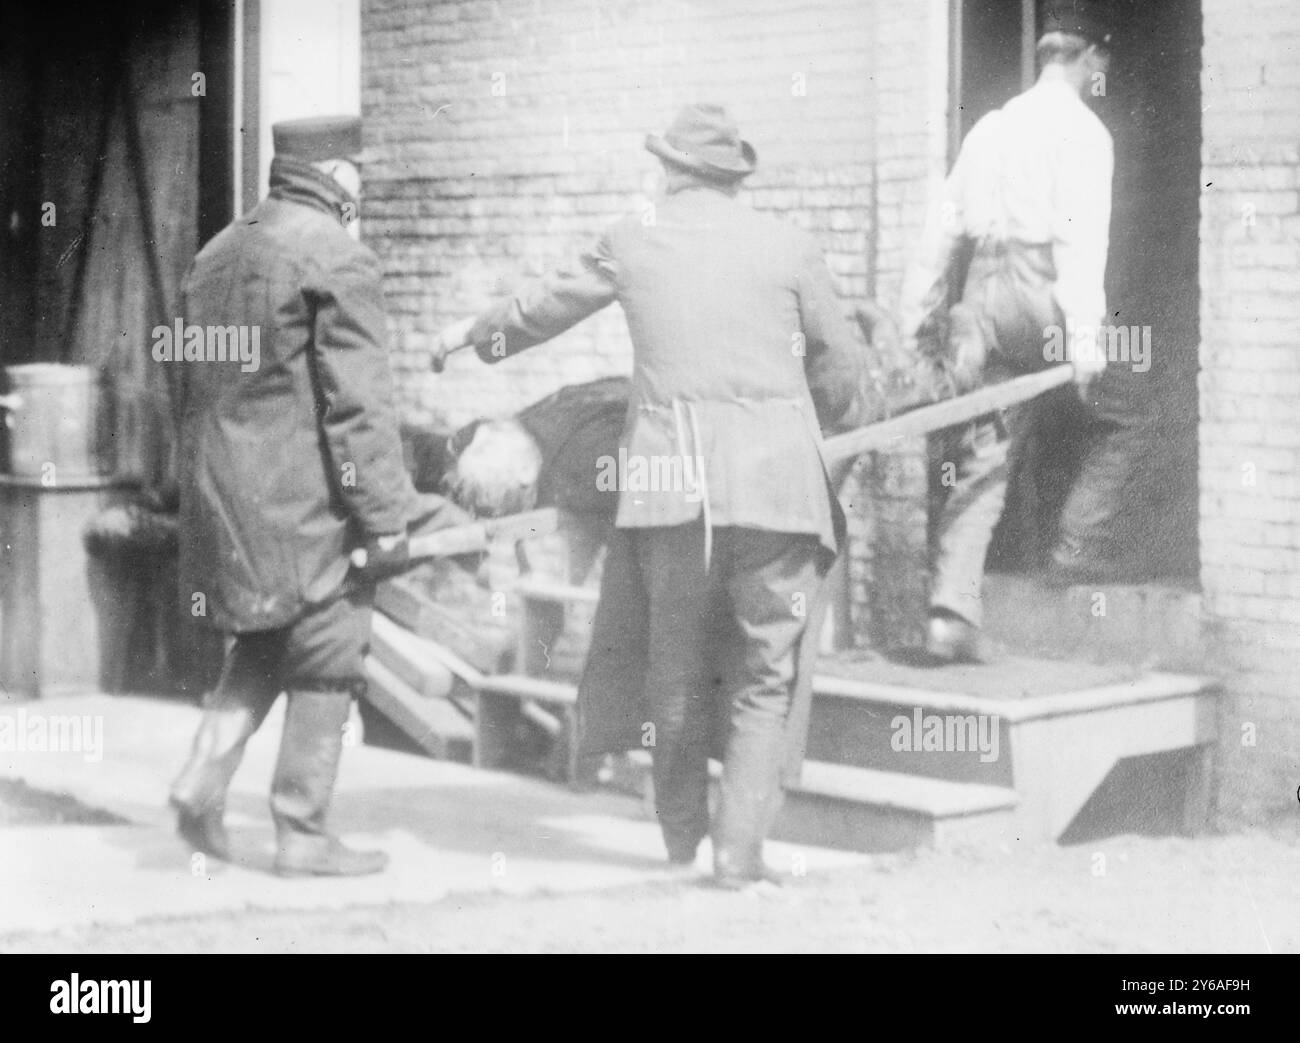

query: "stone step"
left=805, top=661, right=1215, bottom=787
left=614, top=751, right=1019, bottom=854
left=807, top=680, right=1014, bottom=787
left=773, top=761, right=1020, bottom=853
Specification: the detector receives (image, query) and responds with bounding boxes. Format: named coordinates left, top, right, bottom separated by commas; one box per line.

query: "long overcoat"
left=175, top=158, right=416, bottom=633
left=466, top=185, right=864, bottom=781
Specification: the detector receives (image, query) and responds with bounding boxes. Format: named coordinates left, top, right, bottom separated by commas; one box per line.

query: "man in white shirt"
left=900, top=4, right=1114, bottom=662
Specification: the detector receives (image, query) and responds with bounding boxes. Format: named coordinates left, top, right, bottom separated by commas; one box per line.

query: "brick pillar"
left=1199, top=0, right=1300, bottom=822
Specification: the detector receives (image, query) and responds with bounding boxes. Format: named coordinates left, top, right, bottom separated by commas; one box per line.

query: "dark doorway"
left=0, top=0, right=236, bottom=486
left=0, top=0, right=234, bottom=696
left=951, top=0, right=1202, bottom=586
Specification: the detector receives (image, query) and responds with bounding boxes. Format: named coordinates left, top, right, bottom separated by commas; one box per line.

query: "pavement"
left=0, top=692, right=868, bottom=938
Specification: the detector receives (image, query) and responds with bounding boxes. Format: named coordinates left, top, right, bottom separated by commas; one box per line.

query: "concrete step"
left=774, top=761, right=1020, bottom=853
left=807, top=675, right=1015, bottom=787
left=801, top=665, right=1218, bottom=843
left=615, top=751, right=1019, bottom=855
left=806, top=658, right=1215, bottom=788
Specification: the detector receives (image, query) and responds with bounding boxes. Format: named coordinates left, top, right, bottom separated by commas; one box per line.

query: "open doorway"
left=0, top=0, right=237, bottom=696
left=0, top=0, right=237, bottom=486
left=952, top=0, right=1202, bottom=588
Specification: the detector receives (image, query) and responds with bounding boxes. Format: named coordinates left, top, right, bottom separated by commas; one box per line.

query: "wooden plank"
left=374, top=573, right=510, bottom=674
left=824, top=365, right=1074, bottom=465
left=795, top=761, right=1020, bottom=817
left=1002, top=674, right=1220, bottom=725
left=813, top=669, right=1218, bottom=724
left=369, top=611, right=457, bottom=701
left=406, top=507, right=560, bottom=560
left=407, top=633, right=488, bottom=690
left=520, top=699, right=564, bottom=737
left=477, top=672, right=578, bottom=705
left=363, top=655, right=474, bottom=760
left=513, top=577, right=601, bottom=605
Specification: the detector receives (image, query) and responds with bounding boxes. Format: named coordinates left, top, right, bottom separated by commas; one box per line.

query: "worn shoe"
left=169, top=700, right=265, bottom=864
left=712, top=837, right=786, bottom=891
left=171, top=798, right=231, bottom=862
left=712, top=863, right=785, bottom=892
left=924, top=614, right=990, bottom=665
left=274, top=834, right=388, bottom=877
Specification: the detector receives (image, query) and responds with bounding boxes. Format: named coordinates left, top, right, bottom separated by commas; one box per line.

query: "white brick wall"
left=362, top=0, right=950, bottom=646
left=1200, top=0, right=1300, bottom=821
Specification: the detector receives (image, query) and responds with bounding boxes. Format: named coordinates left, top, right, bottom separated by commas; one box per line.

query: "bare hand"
left=431, top=317, right=477, bottom=372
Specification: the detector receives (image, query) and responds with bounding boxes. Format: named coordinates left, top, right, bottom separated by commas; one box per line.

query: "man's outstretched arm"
left=453, top=231, right=620, bottom=364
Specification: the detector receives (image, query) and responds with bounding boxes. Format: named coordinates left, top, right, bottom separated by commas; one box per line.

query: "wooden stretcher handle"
left=823, top=364, right=1075, bottom=465
left=350, top=507, right=560, bottom=569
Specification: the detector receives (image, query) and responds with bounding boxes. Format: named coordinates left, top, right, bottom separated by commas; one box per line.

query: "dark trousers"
left=632, top=520, right=823, bottom=873
left=170, top=493, right=467, bottom=840
left=170, top=588, right=373, bottom=839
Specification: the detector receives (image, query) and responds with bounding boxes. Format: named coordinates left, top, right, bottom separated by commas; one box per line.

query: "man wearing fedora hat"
left=900, top=1, right=1116, bottom=663
left=169, top=115, right=418, bottom=876
left=436, top=103, right=864, bottom=888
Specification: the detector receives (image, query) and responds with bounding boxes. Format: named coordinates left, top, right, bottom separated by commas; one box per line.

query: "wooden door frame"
left=197, top=0, right=239, bottom=246
left=948, top=0, right=1038, bottom=164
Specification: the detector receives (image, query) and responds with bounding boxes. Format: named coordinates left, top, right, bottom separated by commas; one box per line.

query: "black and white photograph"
left=0, top=0, right=1295, bottom=975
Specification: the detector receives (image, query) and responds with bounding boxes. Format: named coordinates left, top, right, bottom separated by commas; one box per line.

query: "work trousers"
left=170, top=494, right=465, bottom=838
left=632, top=520, right=823, bottom=874
left=170, top=588, right=373, bottom=838
left=929, top=240, right=1063, bottom=627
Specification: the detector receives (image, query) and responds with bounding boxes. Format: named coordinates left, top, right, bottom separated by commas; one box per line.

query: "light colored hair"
left=1036, top=30, right=1090, bottom=66
left=442, top=419, right=542, bottom=517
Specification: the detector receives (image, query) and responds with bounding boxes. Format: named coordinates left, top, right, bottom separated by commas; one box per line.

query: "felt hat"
left=645, top=104, right=757, bottom=180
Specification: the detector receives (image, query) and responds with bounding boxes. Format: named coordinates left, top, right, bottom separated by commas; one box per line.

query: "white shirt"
left=901, top=76, right=1114, bottom=368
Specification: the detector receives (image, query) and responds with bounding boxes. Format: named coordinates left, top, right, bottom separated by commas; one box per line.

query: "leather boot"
left=270, top=689, right=387, bottom=877
left=924, top=611, right=994, bottom=665
left=170, top=693, right=271, bottom=862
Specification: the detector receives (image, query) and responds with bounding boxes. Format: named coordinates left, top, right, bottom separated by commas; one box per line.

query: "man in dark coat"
left=437, top=105, right=863, bottom=887
left=168, top=116, right=418, bottom=877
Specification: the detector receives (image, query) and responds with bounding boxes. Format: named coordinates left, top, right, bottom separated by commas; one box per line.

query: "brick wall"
left=1199, top=0, right=1300, bottom=821
left=361, top=0, right=950, bottom=644
left=363, top=0, right=1300, bottom=823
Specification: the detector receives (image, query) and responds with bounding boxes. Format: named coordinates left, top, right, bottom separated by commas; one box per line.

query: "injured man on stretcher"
left=409, top=304, right=965, bottom=530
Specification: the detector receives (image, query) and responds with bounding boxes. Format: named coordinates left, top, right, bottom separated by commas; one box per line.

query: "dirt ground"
left=4, top=818, right=1296, bottom=954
